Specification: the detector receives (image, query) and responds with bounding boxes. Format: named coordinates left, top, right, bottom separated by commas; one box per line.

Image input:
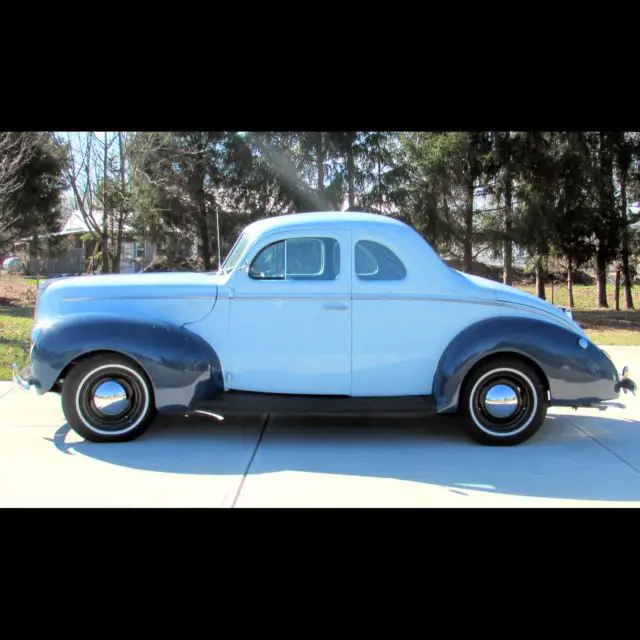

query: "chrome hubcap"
left=93, top=380, right=129, bottom=417
left=483, top=383, right=519, bottom=419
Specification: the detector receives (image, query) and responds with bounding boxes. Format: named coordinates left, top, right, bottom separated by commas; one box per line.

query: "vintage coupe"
left=13, top=211, right=636, bottom=445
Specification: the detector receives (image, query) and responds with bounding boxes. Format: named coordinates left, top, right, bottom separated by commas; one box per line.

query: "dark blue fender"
left=432, top=316, right=620, bottom=413
left=30, top=313, right=224, bottom=412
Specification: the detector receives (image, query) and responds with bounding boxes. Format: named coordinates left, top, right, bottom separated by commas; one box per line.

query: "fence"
left=514, top=281, right=640, bottom=311
left=26, top=249, right=85, bottom=276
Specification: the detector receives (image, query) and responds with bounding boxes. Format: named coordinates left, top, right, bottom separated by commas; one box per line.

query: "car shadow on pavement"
left=47, top=411, right=640, bottom=503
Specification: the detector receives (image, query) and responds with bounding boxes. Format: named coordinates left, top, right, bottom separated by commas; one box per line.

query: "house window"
left=250, top=237, right=340, bottom=280
left=354, top=240, right=406, bottom=281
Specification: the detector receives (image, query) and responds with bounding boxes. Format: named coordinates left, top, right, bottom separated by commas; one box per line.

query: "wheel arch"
left=431, top=315, right=605, bottom=414
left=460, top=351, right=550, bottom=400
left=52, top=349, right=151, bottom=393
left=31, top=314, right=225, bottom=411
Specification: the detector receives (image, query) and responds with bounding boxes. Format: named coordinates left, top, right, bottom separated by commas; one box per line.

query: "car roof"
left=244, top=211, right=410, bottom=237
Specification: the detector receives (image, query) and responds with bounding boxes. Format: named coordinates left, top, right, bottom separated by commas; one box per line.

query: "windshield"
left=220, top=232, right=251, bottom=273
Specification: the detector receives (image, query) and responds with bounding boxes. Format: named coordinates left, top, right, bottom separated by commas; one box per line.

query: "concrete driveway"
left=2, top=346, right=640, bottom=507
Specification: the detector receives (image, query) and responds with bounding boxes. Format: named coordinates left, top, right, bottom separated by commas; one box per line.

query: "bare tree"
left=55, top=132, right=113, bottom=271
left=55, top=131, right=168, bottom=272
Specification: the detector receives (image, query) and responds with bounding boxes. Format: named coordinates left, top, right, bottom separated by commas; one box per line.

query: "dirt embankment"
left=0, top=273, right=36, bottom=309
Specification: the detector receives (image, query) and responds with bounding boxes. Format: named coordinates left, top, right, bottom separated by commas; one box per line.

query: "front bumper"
left=11, top=363, right=34, bottom=391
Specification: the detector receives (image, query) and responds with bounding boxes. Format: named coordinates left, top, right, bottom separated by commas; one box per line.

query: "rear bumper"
left=617, top=366, right=637, bottom=396
left=571, top=366, right=636, bottom=410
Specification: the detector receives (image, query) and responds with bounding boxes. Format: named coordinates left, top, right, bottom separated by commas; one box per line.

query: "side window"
left=354, top=240, right=406, bottom=281
left=250, top=237, right=340, bottom=281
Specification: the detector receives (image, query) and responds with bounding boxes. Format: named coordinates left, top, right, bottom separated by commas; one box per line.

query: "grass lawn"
left=2, top=276, right=640, bottom=382
left=0, top=305, right=34, bottom=380
left=0, top=274, right=36, bottom=380
left=516, top=284, right=640, bottom=345
left=517, top=283, right=640, bottom=312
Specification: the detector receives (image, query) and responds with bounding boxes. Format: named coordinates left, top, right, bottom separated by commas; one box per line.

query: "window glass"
left=220, top=233, right=251, bottom=273
left=250, top=241, right=285, bottom=279
left=354, top=240, right=406, bottom=280
left=250, top=237, right=340, bottom=280
left=286, top=238, right=323, bottom=276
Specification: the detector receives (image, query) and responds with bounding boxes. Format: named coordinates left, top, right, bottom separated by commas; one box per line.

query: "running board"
left=194, top=392, right=438, bottom=415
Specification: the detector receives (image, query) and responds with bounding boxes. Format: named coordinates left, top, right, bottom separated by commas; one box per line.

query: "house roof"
left=13, top=208, right=136, bottom=244
left=57, top=209, right=133, bottom=235
left=52, top=209, right=136, bottom=238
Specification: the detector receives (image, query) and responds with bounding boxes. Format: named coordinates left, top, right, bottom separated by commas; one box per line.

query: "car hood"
left=41, top=271, right=227, bottom=297
left=454, top=271, right=585, bottom=334
left=36, top=271, right=226, bottom=327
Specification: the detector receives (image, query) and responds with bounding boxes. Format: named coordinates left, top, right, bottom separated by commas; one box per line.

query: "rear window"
left=354, top=240, right=406, bottom=280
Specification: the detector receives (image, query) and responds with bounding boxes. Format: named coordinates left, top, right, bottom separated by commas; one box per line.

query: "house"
left=13, top=209, right=157, bottom=276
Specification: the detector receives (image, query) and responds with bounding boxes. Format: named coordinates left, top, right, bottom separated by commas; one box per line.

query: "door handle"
left=323, top=303, right=349, bottom=311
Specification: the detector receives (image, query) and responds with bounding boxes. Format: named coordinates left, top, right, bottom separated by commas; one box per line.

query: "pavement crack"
left=223, top=413, right=270, bottom=508
left=0, top=386, right=15, bottom=401
left=565, top=414, right=640, bottom=476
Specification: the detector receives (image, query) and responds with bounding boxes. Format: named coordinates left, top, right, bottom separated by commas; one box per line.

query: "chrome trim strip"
left=351, top=294, right=486, bottom=303
left=238, top=293, right=575, bottom=331
left=351, top=293, right=580, bottom=331
left=227, top=295, right=352, bottom=302
left=62, top=295, right=216, bottom=302
left=61, top=292, right=579, bottom=331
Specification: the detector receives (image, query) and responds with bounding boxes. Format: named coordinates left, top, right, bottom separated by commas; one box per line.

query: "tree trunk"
left=346, top=142, right=355, bottom=210
left=596, top=244, right=608, bottom=308
left=535, top=257, right=546, bottom=300
left=194, top=161, right=211, bottom=270
left=620, top=172, right=634, bottom=309
left=503, top=180, right=513, bottom=285
left=113, top=213, right=124, bottom=274
left=614, top=266, right=621, bottom=310
left=198, top=209, right=211, bottom=271
left=101, top=133, right=110, bottom=273
left=316, top=132, right=324, bottom=195
left=101, top=233, right=110, bottom=273
left=596, top=132, right=613, bottom=308
left=567, top=257, right=574, bottom=308
left=377, top=151, right=382, bottom=213
left=462, top=177, right=474, bottom=273
left=113, top=132, right=127, bottom=274
left=622, top=239, right=634, bottom=310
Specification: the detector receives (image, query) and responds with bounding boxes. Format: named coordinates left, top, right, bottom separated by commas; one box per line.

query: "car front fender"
left=432, top=316, right=619, bottom=413
left=30, top=313, right=224, bottom=411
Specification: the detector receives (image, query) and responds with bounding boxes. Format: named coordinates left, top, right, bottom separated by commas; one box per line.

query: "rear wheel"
left=459, top=357, right=548, bottom=446
left=61, top=354, right=156, bottom=443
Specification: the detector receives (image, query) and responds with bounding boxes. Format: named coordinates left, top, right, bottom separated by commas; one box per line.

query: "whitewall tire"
left=61, top=354, right=157, bottom=443
left=460, top=357, right=548, bottom=446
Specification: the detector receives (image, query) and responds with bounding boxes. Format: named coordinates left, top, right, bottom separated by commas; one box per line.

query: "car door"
left=351, top=235, right=432, bottom=397
left=226, top=228, right=352, bottom=395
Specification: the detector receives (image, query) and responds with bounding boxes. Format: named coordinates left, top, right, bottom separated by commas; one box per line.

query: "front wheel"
left=61, top=354, right=157, bottom=443
left=459, top=357, right=548, bottom=446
